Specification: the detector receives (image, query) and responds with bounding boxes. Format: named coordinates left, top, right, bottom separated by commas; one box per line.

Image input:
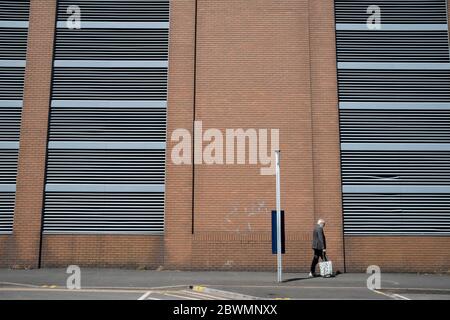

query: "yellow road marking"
left=192, top=285, right=205, bottom=292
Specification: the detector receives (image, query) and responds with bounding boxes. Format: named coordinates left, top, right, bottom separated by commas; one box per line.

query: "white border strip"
left=0, top=60, right=26, bottom=68
left=0, top=100, right=23, bottom=108
left=48, top=141, right=166, bottom=150
left=0, top=142, right=19, bottom=149
left=336, top=23, right=449, bottom=31
left=0, top=184, right=16, bottom=192
left=54, top=60, right=168, bottom=68
left=0, top=21, right=28, bottom=28
left=45, top=184, right=165, bottom=192
left=341, top=143, right=450, bottom=151
left=51, top=100, right=167, bottom=108
left=343, top=185, right=450, bottom=194
left=338, top=62, right=450, bottom=70
left=339, top=102, right=450, bottom=110
left=56, top=21, right=169, bottom=29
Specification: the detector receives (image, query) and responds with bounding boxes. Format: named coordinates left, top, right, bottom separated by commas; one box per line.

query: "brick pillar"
left=163, top=0, right=196, bottom=268
left=309, top=0, right=345, bottom=272
left=12, top=0, right=57, bottom=268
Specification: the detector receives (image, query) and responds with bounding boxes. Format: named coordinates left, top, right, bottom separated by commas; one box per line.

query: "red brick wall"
left=0, top=235, right=13, bottom=267
left=182, top=0, right=344, bottom=271
left=309, top=0, right=345, bottom=271
left=345, top=237, right=450, bottom=273
left=163, top=0, right=196, bottom=269
left=1, top=0, right=448, bottom=273
left=41, top=235, right=163, bottom=268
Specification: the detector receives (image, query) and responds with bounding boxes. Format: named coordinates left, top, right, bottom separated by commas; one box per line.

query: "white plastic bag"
left=319, top=255, right=333, bottom=277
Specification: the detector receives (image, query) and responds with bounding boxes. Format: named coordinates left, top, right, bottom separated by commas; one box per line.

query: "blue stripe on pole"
left=272, top=210, right=285, bottom=254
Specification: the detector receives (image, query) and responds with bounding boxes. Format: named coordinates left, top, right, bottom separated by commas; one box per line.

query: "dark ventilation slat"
left=0, top=150, right=18, bottom=183
left=0, top=67, right=25, bottom=99
left=0, top=28, right=28, bottom=60
left=343, top=193, right=450, bottom=235
left=335, top=0, right=448, bottom=24
left=0, top=192, right=14, bottom=233
left=340, top=109, right=450, bottom=143
left=54, top=28, right=169, bottom=60
left=49, top=107, right=166, bottom=141
left=342, top=151, right=450, bottom=185
left=52, top=67, right=168, bottom=100
left=43, top=192, right=165, bottom=233
left=338, top=69, right=450, bottom=102
left=57, top=0, right=169, bottom=22
left=46, top=149, right=165, bottom=184
left=0, top=0, right=30, bottom=21
left=0, top=107, right=21, bottom=141
left=336, top=31, right=450, bottom=62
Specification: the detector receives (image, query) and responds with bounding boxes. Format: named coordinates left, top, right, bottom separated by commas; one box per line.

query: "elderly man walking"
left=309, top=219, right=326, bottom=277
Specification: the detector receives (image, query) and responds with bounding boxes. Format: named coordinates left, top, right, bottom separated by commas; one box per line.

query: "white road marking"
left=138, top=291, right=153, bottom=300
left=202, top=284, right=370, bottom=289
left=382, top=287, right=450, bottom=292
left=372, top=289, right=411, bottom=300
left=0, top=282, right=40, bottom=288
left=371, top=289, right=396, bottom=299
left=392, top=293, right=410, bottom=300
left=382, top=280, right=400, bottom=285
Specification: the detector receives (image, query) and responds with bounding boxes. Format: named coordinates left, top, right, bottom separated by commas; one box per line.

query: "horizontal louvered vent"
left=49, top=107, right=166, bottom=141
left=338, top=70, right=450, bottom=102
left=342, top=151, right=450, bottom=185
left=340, top=109, right=450, bottom=143
left=46, top=149, right=165, bottom=184
left=335, top=0, right=448, bottom=24
left=0, top=0, right=30, bottom=21
left=336, top=31, right=450, bottom=62
left=0, top=150, right=18, bottom=183
left=0, top=28, right=28, bottom=59
left=54, top=28, right=169, bottom=60
left=43, top=192, right=164, bottom=233
left=343, top=193, right=450, bottom=235
left=0, top=67, right=25, bottom=99
left=45, top=0, right=169, bottom=235
left=57, top=0, right=169, bottom=22
left=0, top=192, right=14, bottom=233
left=0, top=107, right=21, bottom=141
left=52, top=67, right=167, bottom=100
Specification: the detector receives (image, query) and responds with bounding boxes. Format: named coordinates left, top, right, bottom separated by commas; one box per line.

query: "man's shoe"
left=308, top=272, right=315, bottom=278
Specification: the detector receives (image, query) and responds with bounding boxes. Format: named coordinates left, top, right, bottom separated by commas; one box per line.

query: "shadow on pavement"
left=282, top=277, right=308, bottom=283
left=283, top=271, right=342, bottom=283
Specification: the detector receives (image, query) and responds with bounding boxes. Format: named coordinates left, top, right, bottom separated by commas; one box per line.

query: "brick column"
left=309, top=0, right=345, bottom=272
left=12, top=0, right=57, bottom=268
left=163, top=0, right=196, bottom=268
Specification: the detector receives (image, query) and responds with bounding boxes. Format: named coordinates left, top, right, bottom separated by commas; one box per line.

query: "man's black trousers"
left=310, top=249, right=324, bottom=274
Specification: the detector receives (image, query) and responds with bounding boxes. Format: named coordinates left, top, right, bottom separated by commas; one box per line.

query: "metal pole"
left=275, top=150, right=282, bottom=283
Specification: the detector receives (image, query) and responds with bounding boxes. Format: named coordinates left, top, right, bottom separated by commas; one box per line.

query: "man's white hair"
left=317, top=218, right=325, bottom=225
